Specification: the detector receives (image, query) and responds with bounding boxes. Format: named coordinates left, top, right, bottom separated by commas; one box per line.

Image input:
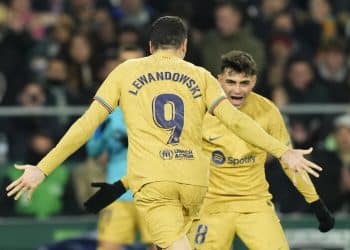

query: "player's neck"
left=153, top=48, right=184, bottom=59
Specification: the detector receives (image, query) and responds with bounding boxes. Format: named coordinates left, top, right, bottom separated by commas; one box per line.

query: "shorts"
left=98, top=201, right=152, bottom=245
left=188, top=201, right=289, bottom=250
left=134, top=181, right=207, bottom=248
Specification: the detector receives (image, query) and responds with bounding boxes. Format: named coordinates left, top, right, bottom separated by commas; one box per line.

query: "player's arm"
left=6, top=64, right=123, bottom=200
left=268, top=105, right=334, bottom=232
left=204, top=72, right=322, bottom=176
left=86, top=119, right=112, bottom=158
left=266, top=106, right=319, bottom=200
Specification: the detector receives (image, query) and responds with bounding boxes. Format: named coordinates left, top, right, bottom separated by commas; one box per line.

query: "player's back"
left=115, top=51, right=220, bottom=193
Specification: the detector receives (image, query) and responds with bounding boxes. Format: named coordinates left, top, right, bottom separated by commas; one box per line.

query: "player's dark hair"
left=150, top=16, right=188, bottom=49
left=220, top=50, right=257, bottom=76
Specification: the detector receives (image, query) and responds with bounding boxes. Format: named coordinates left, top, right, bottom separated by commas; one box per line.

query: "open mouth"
left=230, top=96, right=244, bottom=101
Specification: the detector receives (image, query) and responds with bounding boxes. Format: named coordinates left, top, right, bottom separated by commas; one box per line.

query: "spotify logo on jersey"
left=211, top=150, right=225, bottom=165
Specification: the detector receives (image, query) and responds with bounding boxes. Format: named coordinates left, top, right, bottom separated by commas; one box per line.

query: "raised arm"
left=204, top=71, right=322, bottom=176
left=6, top=64, right=123, bottom=200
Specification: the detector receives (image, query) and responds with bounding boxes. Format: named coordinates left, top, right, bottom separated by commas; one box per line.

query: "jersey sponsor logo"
left=159, top=148, right=194, bottom=160
left=227, top=155, right=256, bottom=166
left=208, top=135, right=223, bottom=142
left=128, top=71, right=202, bottom=99
left=211, top=151, right=256, bottom=167
left=174, top=149, right=194, bottom=160
left=211, top=150, right=225, bottom=165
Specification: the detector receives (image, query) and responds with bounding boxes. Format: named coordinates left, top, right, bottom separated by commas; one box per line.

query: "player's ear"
left=251, top=75, right=257, bottom=88
left=181, top=38, right=188, bottom=57
left=149, top=41, right=155, bottom=54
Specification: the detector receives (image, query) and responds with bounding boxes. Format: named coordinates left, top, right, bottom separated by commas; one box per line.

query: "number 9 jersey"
left=94, top=51, right=226, bottom=194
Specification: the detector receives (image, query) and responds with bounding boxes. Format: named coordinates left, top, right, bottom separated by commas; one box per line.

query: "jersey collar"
left=152, top=50, right=181, bottom=59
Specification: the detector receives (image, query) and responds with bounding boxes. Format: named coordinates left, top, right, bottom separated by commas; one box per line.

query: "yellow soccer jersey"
left=202, top=92, right=319, bottom=212
left=94, top=50, right=226, bottom=193
left=38, top=51, right=289, bottom=193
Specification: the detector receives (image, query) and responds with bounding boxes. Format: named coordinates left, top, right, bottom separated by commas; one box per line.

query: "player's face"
left=218, top=69, right=256, bottom=108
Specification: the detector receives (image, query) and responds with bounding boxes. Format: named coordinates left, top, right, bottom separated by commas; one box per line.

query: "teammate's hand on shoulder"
left=6, top=164, right=45, bottom=201
left=84, top=180, right=127, bottom=214
left=310, top=199, right=335, bottom=232
left=281, top=147, right=322, bottom=178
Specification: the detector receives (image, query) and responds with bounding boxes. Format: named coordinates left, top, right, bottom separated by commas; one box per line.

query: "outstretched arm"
left=268, top=106, right=334, bottom=233
left=6, top=101, right=109, bottom=200
left=204, top=72, right=322, bottom=176
left=6, top=64, right=123, bottom=200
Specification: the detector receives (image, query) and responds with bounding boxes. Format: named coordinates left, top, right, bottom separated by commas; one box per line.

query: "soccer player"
left=6, top=16, right=322, bottom=250
left=188, top=50, right=334, bottom=250
left=87, top=46, right=155, bottom=250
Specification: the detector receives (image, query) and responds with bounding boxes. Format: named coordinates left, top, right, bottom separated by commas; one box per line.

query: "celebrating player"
left=7, top=16, right=322, bottom=250
left=188, top=50, right=334, bottom=250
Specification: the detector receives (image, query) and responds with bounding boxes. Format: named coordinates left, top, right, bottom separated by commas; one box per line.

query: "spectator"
left=201, top=1, right=265, bottom=75
left=284, top=56, right=332, bottom=149
left=316, top=38, right=350, bottom=102
left=8, top=82, right=61, bottom=161
left=250, top=0, right=291, bottom=42
left=328, top=114, right=350, bottom=211
left=91, top=9, right=118, bottom=54
left=66, top=33, right=97, bottom=104
left=257, top=32, right=295, bottom=98
left=285, top=56, right=331, bottom=103
left=0, top=3, right=35, bottom=105
left=311, top=114, right=350, bottom=212
left=30, top=14, right=74, bottom=62
left=67, top=0, right=96, bottom=33
left=109, top=0, right=156, bottom=30
left=117, top=25, right=142, bottom=47
left=296, top=0, right=338, bottom=55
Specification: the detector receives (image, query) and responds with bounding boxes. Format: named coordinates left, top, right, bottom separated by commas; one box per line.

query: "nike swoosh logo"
left=208, top=136, right=222, bottom=141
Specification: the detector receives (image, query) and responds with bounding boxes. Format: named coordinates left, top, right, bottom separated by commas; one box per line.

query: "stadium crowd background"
left=0, top=0, right=349, bottom=219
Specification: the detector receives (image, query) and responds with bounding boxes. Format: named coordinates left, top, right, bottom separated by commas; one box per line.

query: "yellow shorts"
left=134, top=182, right=207, bottom=248
left=98, top=201, right=152, bottom=245
left=188, top=202, right=289, bottom=250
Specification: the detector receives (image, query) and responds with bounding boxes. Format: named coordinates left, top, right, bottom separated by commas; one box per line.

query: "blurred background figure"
left=316, top=38, right=350, bottom=103
left=323, top=114, right=350, bottom=212
left=201, top=1, right=265, bottom=75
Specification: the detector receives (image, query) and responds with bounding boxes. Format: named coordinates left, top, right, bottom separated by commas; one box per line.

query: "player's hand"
left=281, top=148, right=322, bottom=178
left=310, top=199, right=335, bottom=232
left=6, top=164, right=45, bottom=201
left=84, top=180, right=127, bottom=214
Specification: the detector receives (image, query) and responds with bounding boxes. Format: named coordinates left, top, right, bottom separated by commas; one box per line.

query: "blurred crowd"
left=0, top=0, right=350, bottom=217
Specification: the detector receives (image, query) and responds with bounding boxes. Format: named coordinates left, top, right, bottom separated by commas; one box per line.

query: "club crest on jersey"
left=211, top=150, right=226, bottom=165
left=159, top=149, right=174, bottom=160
